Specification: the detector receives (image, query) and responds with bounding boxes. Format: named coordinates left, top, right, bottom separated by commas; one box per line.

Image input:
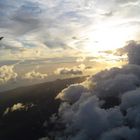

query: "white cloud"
left=56, top=84, right=88, bottom=103
left=10, top=103, right=25, bottom=112
left=23, top=70, right=48, bottom=80
left=3, top=103, right=25, bottom=115
left=0, top=65, right=17, bottom=85
left=0, top=64, right=48, bottom=87
left=3, top=103, right=34, bottom=115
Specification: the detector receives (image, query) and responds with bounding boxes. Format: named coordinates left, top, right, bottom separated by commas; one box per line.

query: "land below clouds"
left=0, top=76, right=87, bottom=140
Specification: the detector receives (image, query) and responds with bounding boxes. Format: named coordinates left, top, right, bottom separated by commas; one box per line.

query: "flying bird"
left=0, top=37, right=4, bottom=40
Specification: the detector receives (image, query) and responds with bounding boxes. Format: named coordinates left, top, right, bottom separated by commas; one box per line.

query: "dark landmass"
left=0, top=76, right=87, bottom=140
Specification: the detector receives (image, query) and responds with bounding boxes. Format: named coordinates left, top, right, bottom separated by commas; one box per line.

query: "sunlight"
left=86, top=25, right=136, bottom=52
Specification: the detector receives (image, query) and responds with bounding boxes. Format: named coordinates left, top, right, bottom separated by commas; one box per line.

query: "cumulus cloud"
left=3, top=103, right=25, bottom=115
left=55, top=64, right=86, bottom=76
left=124, top=40, right=140, bottom=65
left=0, top=64, right=48, bottom=87
left=3, top=103, right=34, bottom=116
left=10, top=103, right=25, bottom=111
left=40, top=41, right=140, bottom=140
left=0, top=65, right=17, bottom=85
left=23, top=70, right=48, bottom=80
left=55, top=67, right=83, bottom=75
left=100, top=126, right=139, bottom=140
left=56, top=84, right=88, bottom=103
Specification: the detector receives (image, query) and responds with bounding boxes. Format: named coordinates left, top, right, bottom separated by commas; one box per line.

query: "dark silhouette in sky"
left=0, top=37, right=4, bottom=41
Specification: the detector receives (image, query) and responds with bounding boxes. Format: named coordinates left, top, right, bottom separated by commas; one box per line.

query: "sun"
left=85, top=25, right=137, bottom=53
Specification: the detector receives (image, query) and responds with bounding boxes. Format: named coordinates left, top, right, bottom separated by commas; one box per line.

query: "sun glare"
left=86, top=25, right=136, bottom=52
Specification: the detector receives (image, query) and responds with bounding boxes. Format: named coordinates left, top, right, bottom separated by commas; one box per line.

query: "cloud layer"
left=0, top=65, right=17, bottom=84
left=1, top=0, right=140, bottom=60
left=41, top=41, right=140, bottom=140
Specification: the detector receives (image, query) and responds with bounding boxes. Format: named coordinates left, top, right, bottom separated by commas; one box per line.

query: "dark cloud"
left=100, top=11, right=114, bottom=17
left=44, top=40, right=68, bottom=49
left=100, top=127, right=139, bottom=140
left=124, top=40, right=140, bottom=65
left=85, top=66, right=93, bottom=69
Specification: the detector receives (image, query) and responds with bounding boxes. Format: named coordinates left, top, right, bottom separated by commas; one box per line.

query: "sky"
left=0, top=0, right=140, bottom=91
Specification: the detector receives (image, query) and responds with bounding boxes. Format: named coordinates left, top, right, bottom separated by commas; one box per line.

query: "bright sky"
left=0, top=0, right=140, bottom=90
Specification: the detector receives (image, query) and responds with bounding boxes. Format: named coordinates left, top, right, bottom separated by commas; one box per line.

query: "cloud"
left=0, top=63, right=49, bottom=91
left=0, top=65, right=17, bottom=85
left=0, top=59, right=51, bottom=91
left=3, top=103, right=34, bottom=115
left=55, top=68, right=83, bottom=75
left=1, top=0, right=140, bottom=61
left=11, top=1, right=42, bottom=35
left=40, top=41, right=140, bottom=139
left=92, top=67, right=140, bottom=98
left=10, top=103, right=25, bottom=111
left=39, top=137, right=50, bottom=140
left=76, top=56, right=98, bottom=62
left=124, top=40, right=140, bottom=65
left=0, top=38, right=24, bottom=50
left=0, top=63, right=48, bottom=84
left=76, top=57, right=86, bottom=62
left=23, top=70, right=48, bottom=80
left=3, top=103, right=25, bottom=115
left=55, top=64, right=86, bottom=76
left=100, top=126, right=139, bottom=140
left=120, top=89, right=140, bottom=128
left=56, top=84, right=88, bottom=103
left=116, top=0, right=139, bottom=4
left=116, top=40, right=140, bottom=64
left=120, top=88, right=140, bottom=111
